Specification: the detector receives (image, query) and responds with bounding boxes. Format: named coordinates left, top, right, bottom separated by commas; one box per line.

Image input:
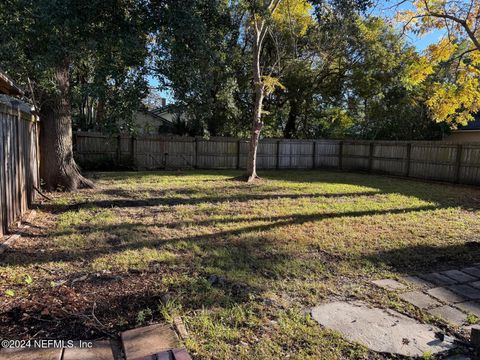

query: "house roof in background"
left=0, top=95, right=33, bottom=113
left=148, top=104, right=174, bottom=118
left=0, top=69, right=23, bottom=96
left=458, top=120, right=480, bottom=131
left=138, top=107, right=174, bottom=128
left=454, top=119, right=480, bottom=132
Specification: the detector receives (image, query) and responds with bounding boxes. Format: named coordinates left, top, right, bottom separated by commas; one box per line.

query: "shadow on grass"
left=40, top=190, right=387, bottom=213
left=39, top=170, right=480, bottom=214
left=362, top=242, right=480, bottom=274
left=1, top=205, right=441, bottom=268
left=3, top=170, right=480, bottom=341
left=6, top=169, right=480, bottom=274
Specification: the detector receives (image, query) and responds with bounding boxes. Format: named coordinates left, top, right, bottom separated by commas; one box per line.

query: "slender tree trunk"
left=246, top=38, right=265, bottom=182
left=96, top=99, right=105, bottom=129
left=245, top=1, right=281, bottom=182
left=40, top=61, right=94, bottom=191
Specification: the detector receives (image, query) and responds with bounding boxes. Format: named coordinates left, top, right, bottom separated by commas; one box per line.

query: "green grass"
left=1, top=170, right=480, bottom=359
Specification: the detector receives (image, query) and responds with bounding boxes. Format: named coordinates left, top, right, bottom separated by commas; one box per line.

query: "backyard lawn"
left=1, top=170, right=480, bottom=359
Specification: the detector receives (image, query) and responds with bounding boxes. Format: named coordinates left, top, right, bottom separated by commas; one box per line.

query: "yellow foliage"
left=426, top=38, right=457, bottom=62
left=403, top=57, right=434, bottom=88
left=262, top=75, right=285, bottom=95
left=272, top=0, right=313, bottom=37
left=426, top=77, right=480, bottom=125
left=395, top=0, right=480, bottom=124
left=469, top=50, right=480, bottom=69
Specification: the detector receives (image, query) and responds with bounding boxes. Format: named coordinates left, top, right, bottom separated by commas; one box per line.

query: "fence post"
left=236, top=139, right=241, bottom=170
left=368, top=142, right=374, bottom=172
left=312, top=141, right=316, bottom=169
left=276, top=140, right=281, bottom=170
left=130, top=136, right=136, bottom=167
left=405, top=143, right=412, bottom=177
left=0, top=114, right=6, bottom=237
left=72, top=132, right=78, bottom=156
left=116, top=135, right=121, bottom=165
left=338, top=141, right=343, bottom=170
left=194, top=137, right=199, bottom=169
left=454, top=144, right=463, bottom=184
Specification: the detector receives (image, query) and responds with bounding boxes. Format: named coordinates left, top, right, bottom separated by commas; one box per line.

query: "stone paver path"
left=310, top=265, right=480, bottom=358
left=399, top=291, right=441, bottom=309
left=372, top=278, right=407, bottom=291
left=311, top=301, right=454, bottom=357
left=379, top=265, right=480, bottom=328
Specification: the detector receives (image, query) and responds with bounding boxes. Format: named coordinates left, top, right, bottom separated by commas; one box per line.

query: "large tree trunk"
left=246, top=40, right=264, bottom=182
left=40, top=62, right=94, bottom=191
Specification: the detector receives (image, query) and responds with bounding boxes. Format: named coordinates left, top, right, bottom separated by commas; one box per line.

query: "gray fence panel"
left=0, top=102, right=39, bottom=238
left=74, top=133, right=480, bottom=186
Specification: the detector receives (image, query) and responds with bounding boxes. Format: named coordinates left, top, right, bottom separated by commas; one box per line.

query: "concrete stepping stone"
left=461, top=266, right=480, bottom=278
left=63, top=340, right=114, bottom=360
left=420, top=273, right=458, bottom=286
left=456, top=301, right=480, bottom=317
left=441, top=270, right=477, bottom=283
left=428, top=305, right=467, bottom=326
left=449, top=285, right=480, bottom=300
left=401, top=275, right=433, bottom=289
left=427, top=287, right=466, bottom=303
left=399, top=291, right=441, bottom=309
left=121, top=323, right=180, bottom=360
left=371, top=279, right=406, bottom=291
left=310, top=301, right=454, bottom=357
left=0, top=348, right=62, bottom=360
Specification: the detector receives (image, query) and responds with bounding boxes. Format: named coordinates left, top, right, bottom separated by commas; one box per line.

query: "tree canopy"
left=151, top=0, right=448, bottom=140
left=0, top=0, right=152, bottom=190
left=398, top=0, right=480, bottom=126
left=0, top=0, right=471, bottom=188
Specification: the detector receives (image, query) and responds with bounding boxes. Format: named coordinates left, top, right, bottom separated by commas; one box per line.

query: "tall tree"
left=153, top=0, right=247, bottom=137
left=245, top=0, right=282, bottom=181
left=0, top=0, right=150, bottom=190
left=398, top=0, right=480, bottom=125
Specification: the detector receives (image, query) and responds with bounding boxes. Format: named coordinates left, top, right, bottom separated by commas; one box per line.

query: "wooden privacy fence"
left=0, top=97, right=39, bottom=238
left=74, top=132, right=480, bottom=186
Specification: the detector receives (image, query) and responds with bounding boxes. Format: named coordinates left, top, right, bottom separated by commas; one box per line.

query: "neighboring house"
left=0, top=69, right=23, bottom=96
left=446, top=120, right=480, bottom=143
left=0, top=69, right=32, bottom=113
left=133, top=107, right=175, bottom=135
left=127, top=97, right=183, bottom=135
left=147, top=104, right=179, bottom=125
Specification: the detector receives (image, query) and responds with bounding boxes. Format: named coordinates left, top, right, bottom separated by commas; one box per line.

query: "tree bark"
left=246, top=38, right=265, bottom=182
left=40, top=61, right=94, bottom=191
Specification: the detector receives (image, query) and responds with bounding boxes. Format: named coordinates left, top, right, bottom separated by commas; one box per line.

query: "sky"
left=373, top=0, right=445, bottom=51
left=150, top=0, right=445, bottom=104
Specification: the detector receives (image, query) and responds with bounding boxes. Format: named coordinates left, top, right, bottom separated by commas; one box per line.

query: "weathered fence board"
left=74, top=132, right=480, bottom=186
left=0, top=98, right=39, bottom=238
left=196, top=138, right=238, bottom=169
left=315, top=140, right=340, bottom=168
